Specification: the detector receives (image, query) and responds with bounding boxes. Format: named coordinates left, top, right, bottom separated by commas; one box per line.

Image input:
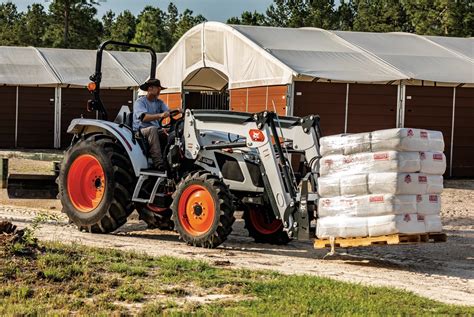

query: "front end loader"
left=59, top=41, right=323, bottom=248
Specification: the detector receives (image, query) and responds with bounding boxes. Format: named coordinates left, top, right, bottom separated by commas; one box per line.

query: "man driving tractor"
left=133, top=78, right=173, bottom=171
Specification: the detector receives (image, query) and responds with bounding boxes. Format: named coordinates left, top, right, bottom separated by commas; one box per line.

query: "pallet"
left=314, top=232, right=447, bottom=249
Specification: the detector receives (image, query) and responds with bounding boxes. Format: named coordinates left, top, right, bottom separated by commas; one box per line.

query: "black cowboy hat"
left=139, top=78, right=166, bottom=91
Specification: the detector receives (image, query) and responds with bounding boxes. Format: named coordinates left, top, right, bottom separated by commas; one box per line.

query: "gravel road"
left=1, top=180, right=473, bottom=306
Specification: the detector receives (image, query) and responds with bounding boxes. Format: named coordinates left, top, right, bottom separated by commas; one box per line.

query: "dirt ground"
left=1, top=179, right=473, bottom=306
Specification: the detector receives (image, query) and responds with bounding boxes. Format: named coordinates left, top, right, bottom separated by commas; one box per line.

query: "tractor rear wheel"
left=243, top=204, right=291, bottom=245
left=171, top=171, right=235, bottom=248
left=58, top=134, right=135, bottom=233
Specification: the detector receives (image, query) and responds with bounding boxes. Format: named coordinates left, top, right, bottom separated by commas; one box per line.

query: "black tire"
left=58, top=134, right=135, bottom=233
left=136, top=207, right=174, bottom=230
left=243, top=204, right=291, bottom=245
left=171, top=171, right=235, bottom=248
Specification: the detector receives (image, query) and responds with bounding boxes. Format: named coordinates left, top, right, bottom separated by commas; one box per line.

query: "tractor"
left=58, top=41, right=322, bottom=248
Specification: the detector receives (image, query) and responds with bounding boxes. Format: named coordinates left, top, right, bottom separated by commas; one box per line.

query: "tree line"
left=228, top=0, right=472, bottom=37
left=0, top=0, right=205, bottom=51
left=0, top=0, right=471, bottom=52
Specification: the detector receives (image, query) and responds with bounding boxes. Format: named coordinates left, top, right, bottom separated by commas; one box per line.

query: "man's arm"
left=141, top=112, right=169, bottom=122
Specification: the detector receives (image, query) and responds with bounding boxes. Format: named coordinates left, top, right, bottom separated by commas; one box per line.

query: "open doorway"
left=182, top=67, right=229, bottom=110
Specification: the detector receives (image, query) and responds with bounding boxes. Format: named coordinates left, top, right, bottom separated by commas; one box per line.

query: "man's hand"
left=161, top=111, right=170, bottom=118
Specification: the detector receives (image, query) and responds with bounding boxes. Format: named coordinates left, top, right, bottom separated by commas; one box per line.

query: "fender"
left=67, top=118, right=148, bottom=176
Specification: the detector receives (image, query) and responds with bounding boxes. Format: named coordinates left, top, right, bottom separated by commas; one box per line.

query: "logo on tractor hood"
left=249, top=129, right=265, bottom=142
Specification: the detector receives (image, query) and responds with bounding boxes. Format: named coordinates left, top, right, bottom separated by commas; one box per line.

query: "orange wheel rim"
left=67, top=154, right=106, bottom=213
left=178, top=184, right=215, bottom=236
left=249, top=208, right=282, bottom=235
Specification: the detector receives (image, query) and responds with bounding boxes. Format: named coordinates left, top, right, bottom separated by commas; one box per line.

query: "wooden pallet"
left=314, top=232, right=447, bottom=249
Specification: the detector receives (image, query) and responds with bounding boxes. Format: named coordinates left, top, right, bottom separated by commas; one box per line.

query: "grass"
left=1, top=240, right=473, bottom=316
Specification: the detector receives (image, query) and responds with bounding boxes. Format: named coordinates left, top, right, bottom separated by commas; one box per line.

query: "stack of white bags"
left=316, top=128, right=445, bottom=239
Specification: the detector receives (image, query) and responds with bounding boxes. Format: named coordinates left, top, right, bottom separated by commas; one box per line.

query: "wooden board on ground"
left=314, top=233, right=447, bottom=249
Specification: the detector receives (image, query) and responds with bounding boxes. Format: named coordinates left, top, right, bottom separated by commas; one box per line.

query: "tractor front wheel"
left=58, top=134, right=135, bottom=233
left=171, top=171, right=235, bottom=248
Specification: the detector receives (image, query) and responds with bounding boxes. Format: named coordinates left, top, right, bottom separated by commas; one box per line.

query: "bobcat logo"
left=404, top=174, right=412, bottom=183
left=407, top=129, right=414, bottom=137
left=403, top=214, right=411, bottom=222
left=420, top=152, right=426, bottom=160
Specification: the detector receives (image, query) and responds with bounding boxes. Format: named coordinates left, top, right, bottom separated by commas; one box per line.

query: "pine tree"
left=132, top=6, right=168, bottom=51
left=166, top=2, right=179, bottom=48
left=101, top=10, right=115, bottom=41
left=21, top=4, right=48, bottom=47
left=353, top=0, right=410, bottom=32
left=403, top=0, right=473, bottom=36
left=43, top=0, right=102, bottom=49
left=227, top=11, right=268, bottom=26
left=0, top=2, right=22, bottom=45
left=307, top=0, right=337, bottom=29
left=109, top=10, right=136, bottom=50
left=334, top=0, right=355, bottom=31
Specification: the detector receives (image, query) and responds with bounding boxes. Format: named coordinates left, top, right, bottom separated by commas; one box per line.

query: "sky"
left=11, top=0, right=276, bottom=22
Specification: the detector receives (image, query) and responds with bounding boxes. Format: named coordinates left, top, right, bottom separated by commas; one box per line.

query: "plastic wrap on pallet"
left=424, top=214, right=443, bottom=232
left=320, top=132, right=371, bottom=156
left=420, top=151, right=446, bottom=174
left=317, top=213, right=427, bottom=238
left=319, top=151, right=420, bottom=176
left=366, top=215, right=397, bottom=237
left=316, top=216, right=368, bottom=238
left=318, top=176, right=341, bottom=197
left=366, top=213, right=426, bottom=236
left=428, top=131, right=445, bottom=152
left=318, top=194, right=417, bottom=218
left=371, top=128, right=445, bottom=152
left=319, top=172, right=443, bottom=198
left=320, top=134, right=344, bottom=156
left=368, top=172, right=443, bottom=195
left=417, top=194, right=441, bottom=215
left=340, top=174, right=369, bottom=196
left=427, top=175, right=444, bottom=193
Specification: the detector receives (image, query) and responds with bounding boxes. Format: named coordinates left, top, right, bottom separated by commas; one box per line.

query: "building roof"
left=0, top=46, right=167, bottom=88
left=157, top=22, right=473, bottom=92
left=1, top=22, right=472, bottom=89
left=334, top=31, right=473, bottom=84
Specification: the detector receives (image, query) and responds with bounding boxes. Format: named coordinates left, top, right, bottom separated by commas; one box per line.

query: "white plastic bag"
left=316, top=216, right=368, bottom=238
left=416, top=194, right=441, bottom=215
left=318, top=194, right=417, bottom=217
left=424, top=214, right=443, bottom=232
left=320, top=151, right=420, bottom=176
left=420, top=151, right=446, bottom=174
left=371, top=128, right=429, bottom=152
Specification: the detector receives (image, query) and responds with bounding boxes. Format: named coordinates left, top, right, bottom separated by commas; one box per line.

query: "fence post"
left=1, top=158, right=8, bottom=189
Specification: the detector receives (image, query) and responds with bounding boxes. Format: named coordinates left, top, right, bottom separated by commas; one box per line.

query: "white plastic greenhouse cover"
left=108, top=51, right=167, bottom=85
left=157, top=22, right=473, bottom=92
left=233, top=25, right=408, bottom=82
left=0, top=46, right=59, bottom=85
left=334, top=31, right=474, bottom=84
left=424, top=36, right=474, bottom=61
left=1, top=23, right=472, bottom=90
left=157, top=22, right=296, bottom=93
left=37, top=47, right=138, bottom=88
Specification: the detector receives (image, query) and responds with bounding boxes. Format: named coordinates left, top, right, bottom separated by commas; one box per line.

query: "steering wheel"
left=159, top=109, right=182, bottom=129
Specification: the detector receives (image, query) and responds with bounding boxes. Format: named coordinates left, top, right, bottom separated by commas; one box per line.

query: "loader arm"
left=184, top=109, right=321, bottom=232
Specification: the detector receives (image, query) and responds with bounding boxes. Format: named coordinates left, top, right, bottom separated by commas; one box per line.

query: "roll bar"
left=88, top=40, right=157, bottom=121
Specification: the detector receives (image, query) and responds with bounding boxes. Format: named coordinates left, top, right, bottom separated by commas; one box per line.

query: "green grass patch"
left=0, top=240, right=472, bottom=316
